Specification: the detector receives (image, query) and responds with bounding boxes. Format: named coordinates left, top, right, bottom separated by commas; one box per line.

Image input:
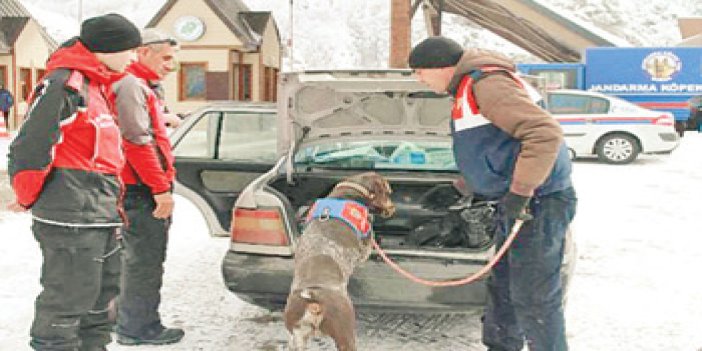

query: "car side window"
left=172, top=111, right=220, bottom=158
left=547, top=94, right=609, bottom=114
left=218, top=112, right=277, bottom=162
left=587, top=97, right=609, bottom=114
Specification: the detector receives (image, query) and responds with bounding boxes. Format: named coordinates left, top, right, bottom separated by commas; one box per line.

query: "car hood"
left=277, top=70, right=454, bottom=156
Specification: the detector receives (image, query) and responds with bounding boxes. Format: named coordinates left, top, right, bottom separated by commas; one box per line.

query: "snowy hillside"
left=17, top=0, right=702, bottom=69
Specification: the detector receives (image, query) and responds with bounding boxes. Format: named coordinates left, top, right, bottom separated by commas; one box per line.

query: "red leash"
left=371, top=219, right=524, bottom=287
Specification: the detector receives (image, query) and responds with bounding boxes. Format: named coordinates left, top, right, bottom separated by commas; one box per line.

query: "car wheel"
left=595, top=133, right=639, bottom=164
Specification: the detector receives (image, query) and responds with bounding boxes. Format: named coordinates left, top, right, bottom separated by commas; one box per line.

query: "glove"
left=501, top=192, right=533, bottom=221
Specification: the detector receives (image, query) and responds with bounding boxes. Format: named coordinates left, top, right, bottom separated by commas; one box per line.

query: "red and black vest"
left=119, top=63, right=176, bottom=194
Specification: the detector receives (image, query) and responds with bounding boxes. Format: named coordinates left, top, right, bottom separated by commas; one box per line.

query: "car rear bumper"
left=643, top=132, right=680, bottom=153
left=222, top=249, right=489, bottom=312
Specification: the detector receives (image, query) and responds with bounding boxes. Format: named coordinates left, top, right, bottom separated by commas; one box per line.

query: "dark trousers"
left=30, top=221, right=121, bottom=351
left=482, top=187, right=577, bottom=351
left=116, top=190, right=170, bottom=337
left=1, top=110, right=8, bottom=128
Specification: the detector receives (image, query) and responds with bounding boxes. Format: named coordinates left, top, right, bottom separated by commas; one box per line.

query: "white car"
left=169, top=70, right=577, bottom=312
left=546, top=89, right=680, bottom=164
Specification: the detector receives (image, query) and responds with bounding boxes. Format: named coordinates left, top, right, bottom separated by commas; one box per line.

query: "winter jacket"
left=113, top=62, right=175, bottom=194
left=0, top=89, right=13, bottom=111
left=8, top=39, right=126, bottom=226
left=447, top=48, right=572, bottom=199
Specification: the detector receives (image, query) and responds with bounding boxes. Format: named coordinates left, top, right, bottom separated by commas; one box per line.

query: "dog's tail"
left=300, top=288, right=324, bottom=321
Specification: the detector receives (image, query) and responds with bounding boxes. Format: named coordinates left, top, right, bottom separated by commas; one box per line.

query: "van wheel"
left=596, top=134, right=639, bottom=164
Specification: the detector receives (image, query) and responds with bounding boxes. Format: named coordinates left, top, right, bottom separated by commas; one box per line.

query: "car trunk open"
left=267, top=171, right=497, bottom=253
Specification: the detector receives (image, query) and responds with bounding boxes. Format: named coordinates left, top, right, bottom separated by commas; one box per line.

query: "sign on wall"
left=174, top=16, right=206, bottom=41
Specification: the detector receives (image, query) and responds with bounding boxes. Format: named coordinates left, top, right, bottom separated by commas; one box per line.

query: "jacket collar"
left=46, top=38, right=126, bottom=86
left=127, top=61, right=161, bottom=84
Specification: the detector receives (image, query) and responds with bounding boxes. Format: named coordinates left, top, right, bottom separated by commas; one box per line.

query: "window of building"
left=19, top=68, right=32, bottom=101
left=262, top=67, right=279, bottom=102
left=36, top=69, right=47, bottom=83
left=271, top=68, right=278, bottom=101
left=263, top=67, right=271, bottom=101
left=0, top=65, right=7, bottom=88
left=531, top=69, right=578, bottom=90
left=233, top=64, right=252, bottom=101
left=179, top=63, right=207, bottom=101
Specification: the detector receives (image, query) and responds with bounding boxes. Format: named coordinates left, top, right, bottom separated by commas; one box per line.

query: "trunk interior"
left=268, top=171, right=497, bottom=252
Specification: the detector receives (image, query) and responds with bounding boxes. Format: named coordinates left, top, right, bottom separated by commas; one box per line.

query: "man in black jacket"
left=7, top=14, right=141, bottom=351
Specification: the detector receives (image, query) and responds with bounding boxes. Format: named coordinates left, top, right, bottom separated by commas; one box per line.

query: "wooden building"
left=0, top=0, right=56, bottom=130
left=147, top=0, right=282, bottom=114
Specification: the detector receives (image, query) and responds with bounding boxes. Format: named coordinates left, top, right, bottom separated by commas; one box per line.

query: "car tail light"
left=654, top=114, right=674, bottom=126
left=231, top=208, right=289, bottom=246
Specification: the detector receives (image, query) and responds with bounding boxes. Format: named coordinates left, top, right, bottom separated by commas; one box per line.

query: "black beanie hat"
left=80, top=13, right=142, bottom=53
left=408, top=36, right=464, bottom=69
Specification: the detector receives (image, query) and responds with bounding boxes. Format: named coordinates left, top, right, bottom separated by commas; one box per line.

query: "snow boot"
left=117, top=327, right=184, bottom=346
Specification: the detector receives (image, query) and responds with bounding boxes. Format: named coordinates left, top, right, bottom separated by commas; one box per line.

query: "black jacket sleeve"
left=7, top=69, right=80, bottom=207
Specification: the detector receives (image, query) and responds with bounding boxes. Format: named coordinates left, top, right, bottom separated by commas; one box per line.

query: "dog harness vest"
left=305, top=198, right=371, bottom=239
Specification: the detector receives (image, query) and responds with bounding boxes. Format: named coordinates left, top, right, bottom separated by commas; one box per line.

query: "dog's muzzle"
left=379, top=203, right=395, bottom=218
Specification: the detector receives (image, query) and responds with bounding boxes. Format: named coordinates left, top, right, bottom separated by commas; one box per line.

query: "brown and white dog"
left=284, top=172, right=395, bottom=351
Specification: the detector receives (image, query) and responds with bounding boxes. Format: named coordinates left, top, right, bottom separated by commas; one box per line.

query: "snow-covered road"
left=2, top=134, right=702, bottom=350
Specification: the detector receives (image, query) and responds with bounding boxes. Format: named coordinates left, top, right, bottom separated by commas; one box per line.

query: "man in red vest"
left=7, top=14, right=141, bottom=351
left=112, top=28, right=183, bottom=346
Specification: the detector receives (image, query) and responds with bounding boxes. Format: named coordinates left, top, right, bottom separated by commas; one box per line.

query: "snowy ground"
left=1, top=134, right=702, bottom=350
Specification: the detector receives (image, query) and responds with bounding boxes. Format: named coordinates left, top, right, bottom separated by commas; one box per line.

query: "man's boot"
left=81, top=346, right=107, bottom=351
left=116, top=327, right=184, bottom=346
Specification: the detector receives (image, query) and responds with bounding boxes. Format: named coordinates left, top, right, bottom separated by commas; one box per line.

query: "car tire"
left=595, top=133, right=640, bottom=164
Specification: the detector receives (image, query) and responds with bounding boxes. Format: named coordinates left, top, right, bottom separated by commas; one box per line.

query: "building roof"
left=0, top=0, right=57, bottom=52
left=240, top=12, right=271, bottom=36
left=147, top=0, right=275, bottom=50
left=0, top=16, right=28, bottom=47
left=427, top=0, right=627, bottom=62
left=0, top=32, right=9, bottom=53
left=0, top=0, right=31, bottom=17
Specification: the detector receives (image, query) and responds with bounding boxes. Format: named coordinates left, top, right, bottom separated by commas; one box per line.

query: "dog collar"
left=305, top=198, right=371, bottom=239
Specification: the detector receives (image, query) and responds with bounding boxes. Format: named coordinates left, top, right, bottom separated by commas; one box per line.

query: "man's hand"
left=7, top=200, right=28, bottom=212
left=501, top=192, right=533, bottom=221
left=163, top=113, right=181, bottom=128
left=152, top=192, right=174, bottom=219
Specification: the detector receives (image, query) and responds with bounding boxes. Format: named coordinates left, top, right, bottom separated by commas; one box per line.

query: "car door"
left=171, top=107, right=278, bottom=236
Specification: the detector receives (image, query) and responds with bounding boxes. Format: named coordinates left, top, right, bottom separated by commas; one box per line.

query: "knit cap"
left=408, top=36, right=464, bottom=69
left=80, top=13, right=142, bottom=53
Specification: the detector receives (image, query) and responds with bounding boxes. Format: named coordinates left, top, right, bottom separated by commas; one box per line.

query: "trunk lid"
left=277, top=70, right=454, bottom=157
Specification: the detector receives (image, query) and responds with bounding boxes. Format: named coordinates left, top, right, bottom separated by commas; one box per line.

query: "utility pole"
left=389, top=0, right=411, bottom=68
left=288, top=0, right=294, bottom=71
left=77, top=0, right=83, bottom=23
